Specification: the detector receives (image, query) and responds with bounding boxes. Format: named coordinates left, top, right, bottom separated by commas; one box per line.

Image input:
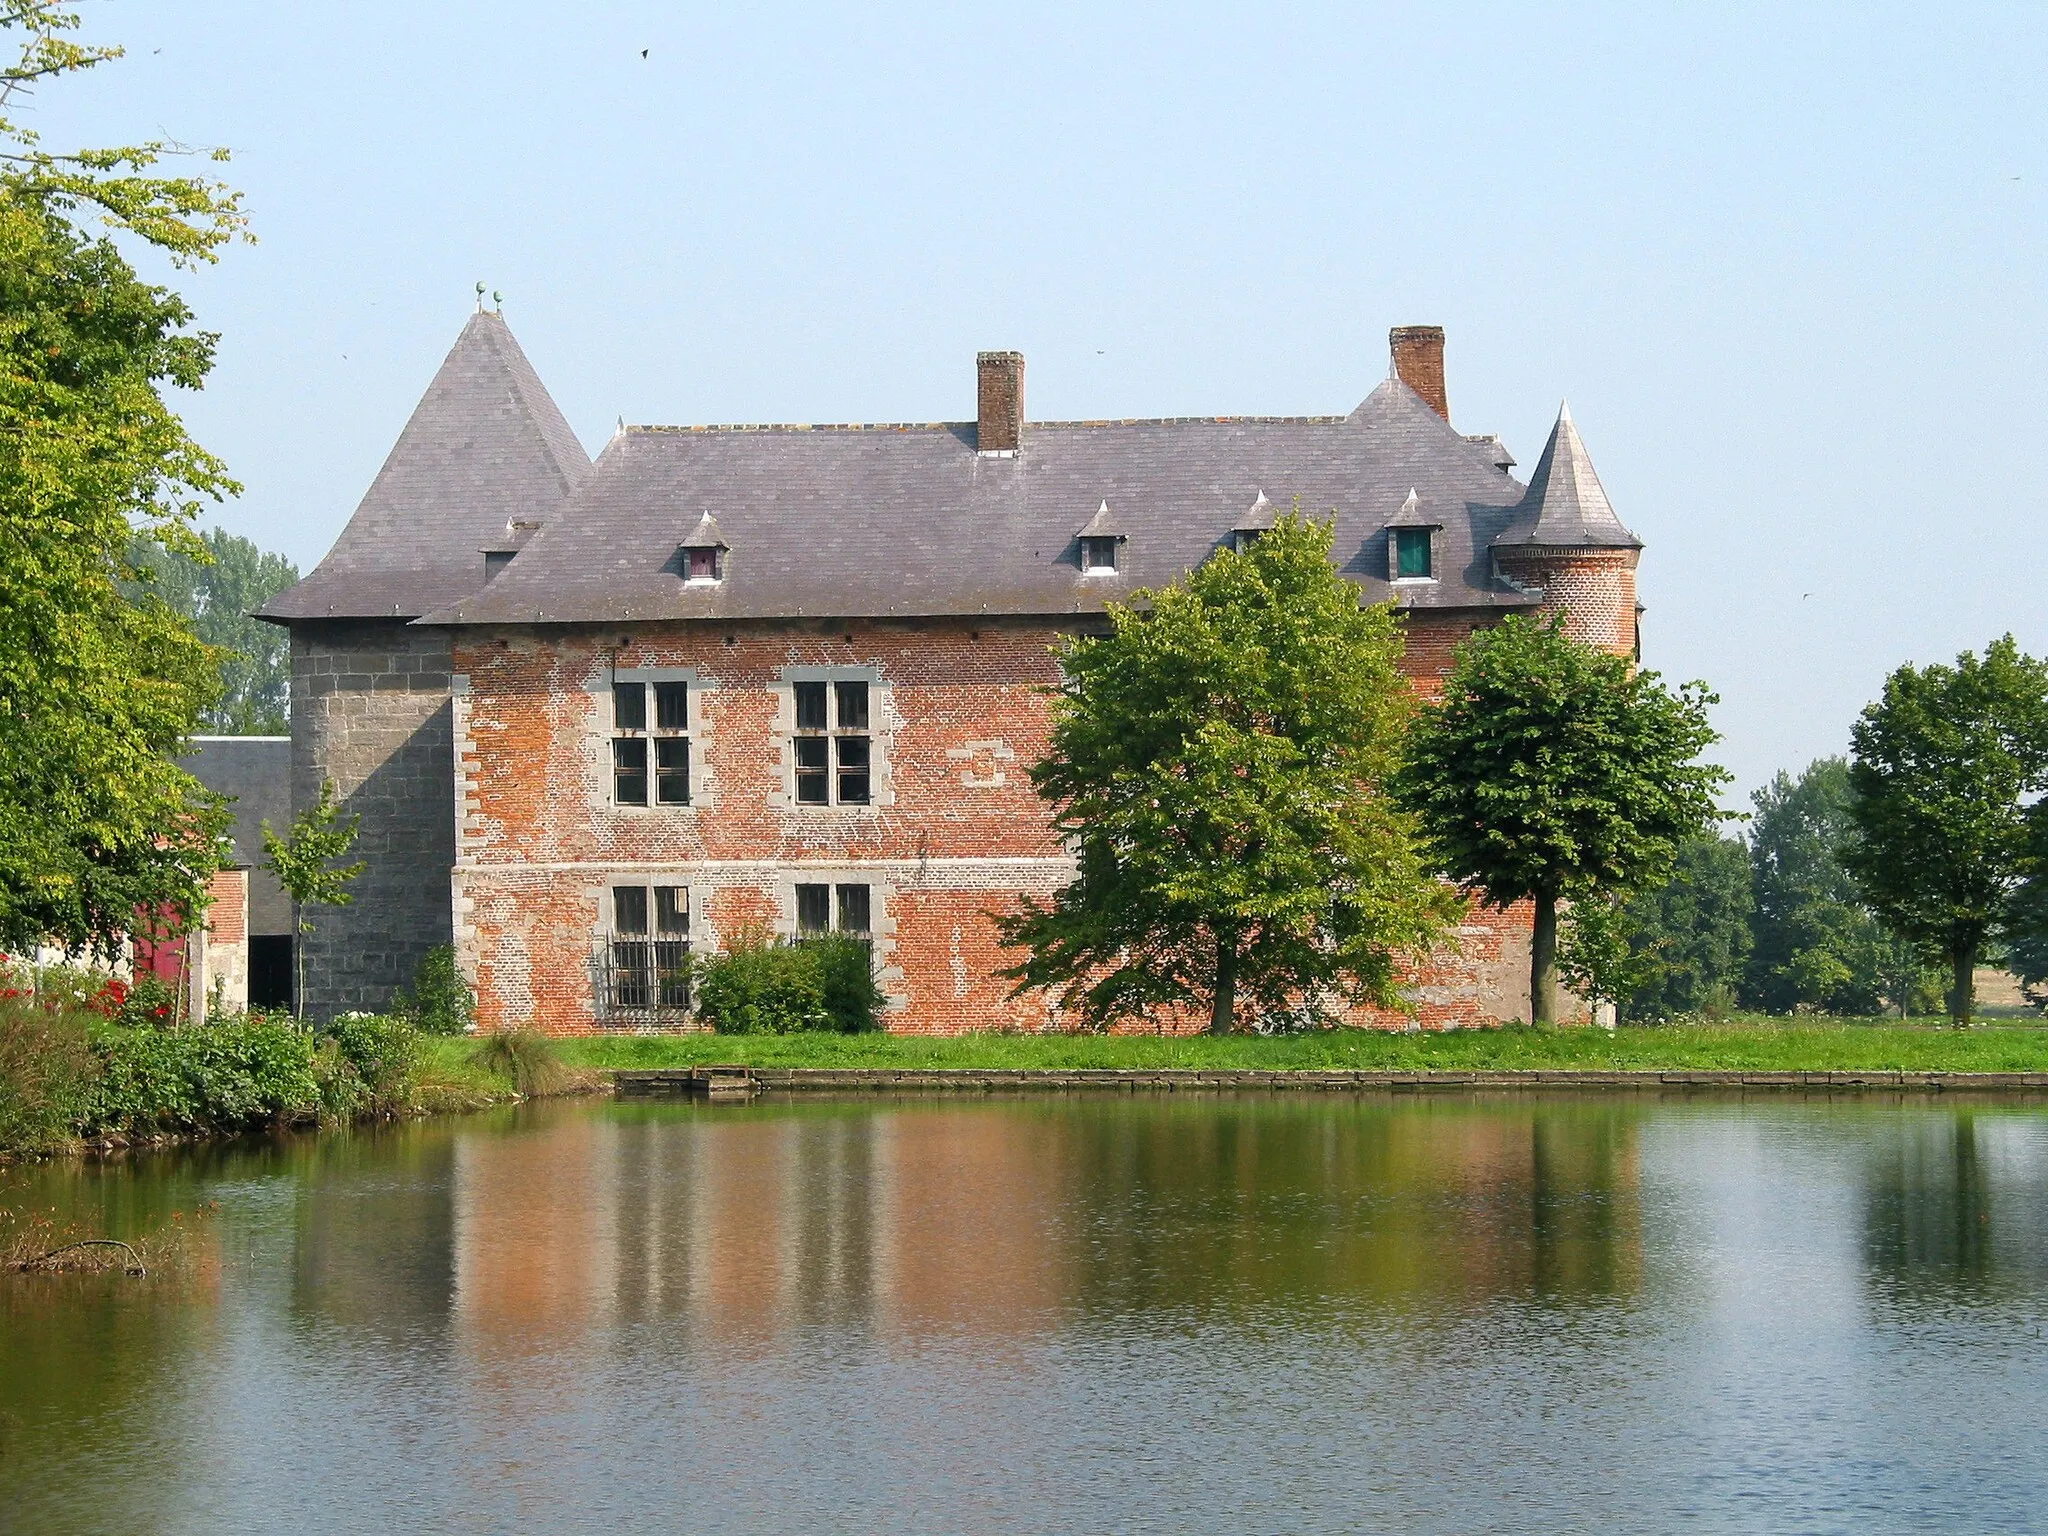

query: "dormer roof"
left=1077, top=500, right=1127, bottom=540
left=1493, top=402, right=1641, bottom=550
left=260, top=312, right=591, bottom=621
left=1233, top=489, right=1277, bottom=534
left=682, top=511, right=728, bottom=550
left=1385, top=488, right=1441, bottom=529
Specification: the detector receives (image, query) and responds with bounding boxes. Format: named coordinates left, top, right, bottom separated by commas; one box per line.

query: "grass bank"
left=560, top=1018, right=2048, bottom=1076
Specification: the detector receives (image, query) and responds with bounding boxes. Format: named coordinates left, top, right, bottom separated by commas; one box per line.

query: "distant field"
left=550, top=1018, right=2048, bottom=1076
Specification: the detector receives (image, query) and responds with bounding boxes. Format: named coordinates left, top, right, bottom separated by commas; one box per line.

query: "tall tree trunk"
left=1950, top=938, right=1978, bottom=1029
left=1530, top=891, right=1559, bottom=1027
left=1210, top=933, right=1238, bottom=1036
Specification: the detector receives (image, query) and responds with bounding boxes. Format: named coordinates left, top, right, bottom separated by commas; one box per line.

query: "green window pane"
left=1396, top=528, right=1432, bottom=579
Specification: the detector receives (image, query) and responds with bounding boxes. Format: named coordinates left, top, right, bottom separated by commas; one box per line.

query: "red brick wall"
left=452, top=611, right=1553, bottom=1035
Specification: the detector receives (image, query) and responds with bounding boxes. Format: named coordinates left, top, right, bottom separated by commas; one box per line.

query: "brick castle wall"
left=450, top=609, right=1538, bottom=1034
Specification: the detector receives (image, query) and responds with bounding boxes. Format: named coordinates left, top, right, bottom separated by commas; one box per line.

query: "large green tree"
left=129, top=528, right=298, bottom=733
left=1845, top=637, right=2048, bottom=1026
left=999, top=513, right=1458, bottom=1034
left=1398, top=614, right=1726, bottom=1024
left=1746, top=758, right=1940, bottom=1017
left=1562, top=833, right=1753, bottom=1023
left=0, top=3, right=246, bottom=956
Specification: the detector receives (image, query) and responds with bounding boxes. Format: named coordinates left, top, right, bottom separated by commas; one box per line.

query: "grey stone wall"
left=290, top=620, right=454, bottom=1017
left=180, top=736, right=293, bottom=935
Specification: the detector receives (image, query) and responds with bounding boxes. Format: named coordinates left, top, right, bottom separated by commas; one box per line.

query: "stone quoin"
left=260, top=317, right=1642, bottom=1032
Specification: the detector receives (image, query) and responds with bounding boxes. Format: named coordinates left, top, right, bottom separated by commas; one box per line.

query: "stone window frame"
left=769, top=866, right=903, bottom=1009
left=598, top=877, right=695, bottom=1017
left=602, top=666, right=709, bottom=813
left=773, top=666, right=895, bottom=812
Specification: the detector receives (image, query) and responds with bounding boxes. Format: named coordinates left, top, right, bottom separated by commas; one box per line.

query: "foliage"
left=112, top=973, right=179, bottom=1028
left=1845, top=637, right=2048, bottom=1025
left=1745, top=758, right=1942, bottom=1016
left=0, top=996, right=94, bottom=1150
left=467, top=1027, right=570, bottom=1097
left=261, top=780, right=364, bottom=1016
left=0, top=3, right=247, bottom=265
left=0, top=4, right=247, bottom=961
left=1398, top=613, right=1726, bottom=1024
left=320, top=1012, right=422, bottom=1115
left=1562, top=836, right=1752, bottom=1021
left=1000, top=512, right=1456, bottom=1034
left=85, top=1013, right=321, bottom=1135
left=126, top=528, right=297, bottom=733
left=812, top=934, right=886, bottom=1033
left=397, top=945, right=476, bottom=1036
left=695, top=934, right=830, bottom=1034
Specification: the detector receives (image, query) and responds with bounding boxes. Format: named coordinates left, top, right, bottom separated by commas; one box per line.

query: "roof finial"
left=475, top=281, right=486, bottom=312
left=493, top=290, right=504, bottom=313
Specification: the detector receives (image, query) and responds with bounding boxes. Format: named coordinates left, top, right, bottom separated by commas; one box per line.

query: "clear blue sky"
left=32, top=1, right=2048, bottom=804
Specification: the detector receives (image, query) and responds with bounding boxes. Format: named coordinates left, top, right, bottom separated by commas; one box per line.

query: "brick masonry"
left=448, top=608, right=1557, bottom=1035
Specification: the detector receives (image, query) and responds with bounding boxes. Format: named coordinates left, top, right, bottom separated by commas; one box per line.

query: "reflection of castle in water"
left=429, top=1100, right=1646, bottom=1353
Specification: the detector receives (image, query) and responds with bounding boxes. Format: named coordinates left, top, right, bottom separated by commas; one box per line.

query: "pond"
left=4, top=1092, right=2048, bottom=1534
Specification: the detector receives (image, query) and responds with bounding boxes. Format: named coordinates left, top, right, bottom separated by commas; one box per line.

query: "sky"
left=26, top=1, right=2048, bottom=805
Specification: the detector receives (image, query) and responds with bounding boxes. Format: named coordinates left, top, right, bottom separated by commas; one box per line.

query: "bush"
left=695, top=937, right=830, bottom=1034
left=468, top=1027, right=570, bottom=1096
left=87, top=1013, right=322, bottom=1135
left=812, top=934, right=886, bottom=1033
left=398, top=945, right=475, bottom=1036
left=320, top=1012, right=423, bottom=1114
left=114, top=974, right=180, bottom=1029
left=0, top=999, right=99, bottom=1152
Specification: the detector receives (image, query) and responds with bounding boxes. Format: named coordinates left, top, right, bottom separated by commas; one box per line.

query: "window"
left=1394, top=527, right=1433, bottom=580
left=796, top=882, right=871, bottom=937
left=1233, top=529, right=1264, bottom=554
left=687, top=547, right=719, bottom=581
left=607, top=883, right=691, bottom=1013
left=612, top=679, right=690, bottom=807
left=792, top=680, right=871, bottom=805
left=1081, top=536, right=1119, bottom=572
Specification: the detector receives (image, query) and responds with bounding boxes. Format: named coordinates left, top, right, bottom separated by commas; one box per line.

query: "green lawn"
left=552, top=1018, right=2048, bottom=1075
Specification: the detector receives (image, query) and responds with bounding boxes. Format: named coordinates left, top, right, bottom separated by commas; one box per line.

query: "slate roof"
left=260, top=312, right=591, bottom=621
left=422, top=372, right=1551, bottom=626
left=1496, top=402, right=1640, bottom=550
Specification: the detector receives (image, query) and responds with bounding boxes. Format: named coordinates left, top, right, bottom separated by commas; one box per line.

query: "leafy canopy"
left=999, top=512, right=1457, bottom=1033
left=1560, top=834, right=1752, bottom=1022
left=127, top=528, right=298, bottom=733
left=1845, top=636, right=2048, bottom=1025
left=0, top=5, right=248, bottom=955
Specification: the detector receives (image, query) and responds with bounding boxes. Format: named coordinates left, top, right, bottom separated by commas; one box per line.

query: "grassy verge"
left=558, top=1018, right=2048, bottom=1075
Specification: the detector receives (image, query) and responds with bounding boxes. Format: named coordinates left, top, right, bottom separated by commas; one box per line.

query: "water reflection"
left=1861, top=1109, right=2048, bottom=1297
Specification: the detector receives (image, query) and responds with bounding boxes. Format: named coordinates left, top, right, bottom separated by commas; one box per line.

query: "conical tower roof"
left=1493, top=402, right=1639, bottom=550
left=262, top=311, right=591, bottom=620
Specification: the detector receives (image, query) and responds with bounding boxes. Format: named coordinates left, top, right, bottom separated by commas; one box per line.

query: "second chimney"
left=977, top=351, right=1025, bottom=452
left=1389, top=325, right=1449, bottom=422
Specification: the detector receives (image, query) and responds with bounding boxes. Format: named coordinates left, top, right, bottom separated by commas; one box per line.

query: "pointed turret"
left=1493, top=402, right=1640, bottom=550
left=262, top=312, right=591, bottom=620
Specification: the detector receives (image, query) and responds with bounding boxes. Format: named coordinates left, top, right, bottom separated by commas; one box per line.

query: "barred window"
left=796, top=882, right=871, bottom=937
left=792, top=680, right=871, bottom=806
left=607, top=882, right=691, bottom=1013
left=614, top=679, right=690, bottom=807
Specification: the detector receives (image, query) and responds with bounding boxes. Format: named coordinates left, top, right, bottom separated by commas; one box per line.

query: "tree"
left=999, top=512, right=1457, bottom=1034
left=0, top=4, right=246, bottom=957
left=1745, top=758, right=1941, bottom=1017
left=1398, top=614, right=1726, bottom=1025
left=1845, top=637, right=2048, bottom=1026
left=128, top=528, right=298, bottom=733
left=1562, top=834, right=1753, bottom=1022
left=262, top=781, right=364, bottom=1018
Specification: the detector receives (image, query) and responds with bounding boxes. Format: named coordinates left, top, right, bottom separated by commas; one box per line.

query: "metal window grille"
left=598, top=883, right=692, bottom=1020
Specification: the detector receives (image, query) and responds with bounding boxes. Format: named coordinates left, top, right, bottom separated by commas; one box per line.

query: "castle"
left=260, top=317, right=1640, bottom=1031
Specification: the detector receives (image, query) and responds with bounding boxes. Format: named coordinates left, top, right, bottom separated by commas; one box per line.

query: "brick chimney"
left=1389, top=325, right=1449, bottom=422
left=977, top=351, right=1025, bottom=452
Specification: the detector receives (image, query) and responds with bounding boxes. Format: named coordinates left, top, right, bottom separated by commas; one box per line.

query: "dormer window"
left=1076, top=500, right=1126, bottom=576
left=1386, top=488, right=1442, bottom=584
left=1394, top=527, right=1433, bottom=579
left=1232, top=489, right=1277, bottom=553
left=679, top=511, right=728, bottom=585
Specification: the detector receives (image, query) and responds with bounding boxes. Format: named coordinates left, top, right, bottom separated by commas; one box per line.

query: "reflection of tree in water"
left=292, top=1123, right=457, bottom=1333
left=1059, top=1096, right=1643, bottom=1319
left=1861, top=1112, right=2011, bottom=1297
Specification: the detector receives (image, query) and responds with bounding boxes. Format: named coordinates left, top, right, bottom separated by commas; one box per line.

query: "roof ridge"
left=624, top=414, right=1353, bottom=435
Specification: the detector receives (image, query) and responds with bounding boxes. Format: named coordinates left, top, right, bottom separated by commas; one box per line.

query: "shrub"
left=468, top=1027, right=570, bottom=1096
left=87, top=1013, right=322, bottom=1135
left=695, top=936, right=830, bottom=1034
left=114, top=974, right=180, bottom=1029
left=0, top=999, right=99, bottom=1152
left=321, top=1012, right=423, bottom=1114
left=398, top=945, right=476, bottom=1036
left=812, top=934, right=886, bottom=1033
